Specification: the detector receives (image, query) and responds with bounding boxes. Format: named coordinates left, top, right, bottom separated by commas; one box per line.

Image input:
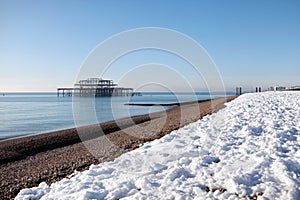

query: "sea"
left=0, top=92, right=234, bottom=140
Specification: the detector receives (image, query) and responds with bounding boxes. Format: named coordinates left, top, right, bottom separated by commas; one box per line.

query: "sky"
left=0, top=0, right=299, bottom=92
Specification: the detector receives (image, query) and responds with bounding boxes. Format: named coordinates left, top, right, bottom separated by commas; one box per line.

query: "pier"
left=57, top=78, right=134, bottom=97
left=57, top=88, right=73, bottom=97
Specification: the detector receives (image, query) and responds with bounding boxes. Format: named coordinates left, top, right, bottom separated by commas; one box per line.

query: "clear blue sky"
left=0, top=0, right=299, bottom=92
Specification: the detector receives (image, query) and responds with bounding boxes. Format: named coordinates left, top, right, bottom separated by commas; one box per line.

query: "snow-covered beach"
left=16, top=91, right=300, bottom=199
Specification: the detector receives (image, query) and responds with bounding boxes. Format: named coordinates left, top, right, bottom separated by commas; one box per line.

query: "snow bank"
left=16, top=91, right=300, bottom=200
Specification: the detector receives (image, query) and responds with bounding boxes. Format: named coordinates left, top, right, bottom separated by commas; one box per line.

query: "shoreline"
left=0, top=98, right=208, bottom=142
left=0, top=113, right=156, bottom=164
left=0, top=98, right=214, bottom=143
left=0, top=96, right=236, bottom=199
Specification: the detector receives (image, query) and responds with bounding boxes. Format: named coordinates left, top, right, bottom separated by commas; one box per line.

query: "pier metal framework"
left=57, top=78, right=133, bottom=97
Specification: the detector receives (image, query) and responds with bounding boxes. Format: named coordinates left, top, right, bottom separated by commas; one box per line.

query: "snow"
left=16, top=91, right=300, bottom=200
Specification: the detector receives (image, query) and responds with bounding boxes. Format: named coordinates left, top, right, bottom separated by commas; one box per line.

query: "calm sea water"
left=0, top=92, right=233, bottom=140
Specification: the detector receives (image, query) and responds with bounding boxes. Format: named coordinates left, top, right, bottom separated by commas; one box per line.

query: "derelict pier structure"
left=57, top=78, right=134, bottom=97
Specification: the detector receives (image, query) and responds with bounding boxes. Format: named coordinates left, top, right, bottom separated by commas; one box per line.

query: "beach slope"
left=1, top=96, right=234, bottom=199
left=16, top=92, right=300, bottom=200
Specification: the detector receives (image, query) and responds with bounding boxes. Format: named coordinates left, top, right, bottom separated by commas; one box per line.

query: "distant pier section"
left=57, top=78, right=137, bottom=97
